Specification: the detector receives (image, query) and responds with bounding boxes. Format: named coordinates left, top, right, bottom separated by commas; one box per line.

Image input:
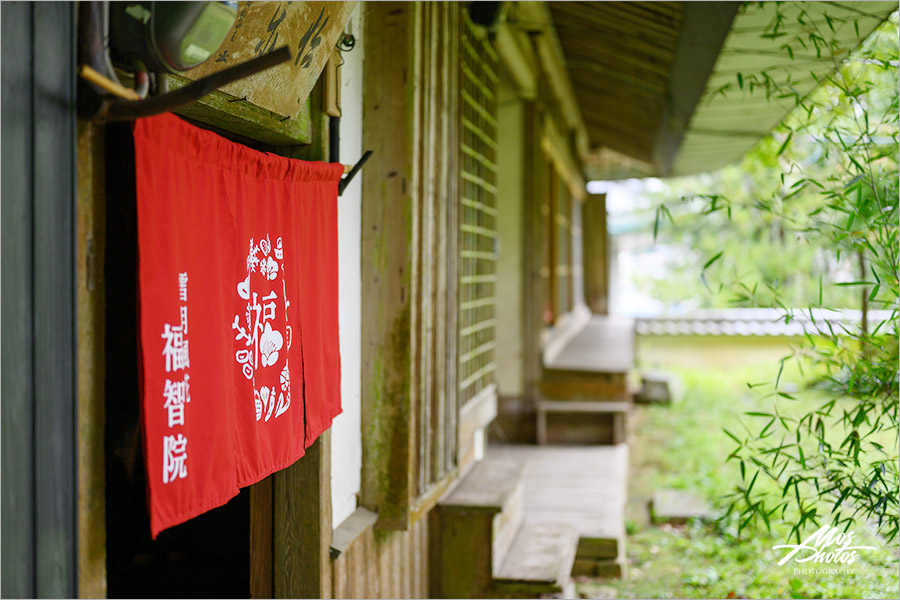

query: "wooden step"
left=572, top=553, right=627, bottom=579
left=537, top=400, right=630, bottom=413
left=441, top=457, right=525, bottom=573
left=436, top=457, right=526, bottom=598
left=493, top=522, right=578, bottom=597
left=539, top=374, right=629, bottom=402
left=536, top=400, right=630, bottom=445
left=442, top=456, right=524, bottom=514
left=488, top=444, right=629, bottom=581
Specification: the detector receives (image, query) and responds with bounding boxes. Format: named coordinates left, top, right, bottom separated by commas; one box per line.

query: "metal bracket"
left=338, top=150, right=373, bottom=196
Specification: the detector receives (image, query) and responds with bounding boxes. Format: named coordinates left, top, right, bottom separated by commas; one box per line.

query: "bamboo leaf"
left=777, top=131, right=793, bottom=156
left=724, top=428, right=743, bottom=445
left=703, top=251, right=724, bottom=271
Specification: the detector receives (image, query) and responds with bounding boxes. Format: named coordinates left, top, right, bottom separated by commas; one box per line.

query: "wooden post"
left=582, top=194, right=609, bottom=315
left=521, top=100, right=546, bottom=402
left=262, top=64, right=335, bottom=600
left=76, top=119, right=108, bottom=599
left=249, top=476, right=273, bottom=599
left=359, top=1, right=418, bottom=530
left=1, top=5, right=37, bottom=596
left=274, top=432, right=333, bottom=599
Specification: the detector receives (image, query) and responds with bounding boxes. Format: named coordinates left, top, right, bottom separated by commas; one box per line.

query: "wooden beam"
left=653, top=2, right=740, bottom=175
left=541, top=113, right=585, bottom=196
left=514, top=2, right=590, bottom=160
left=494, top=22, right=537, bottom=99
left=169, top=73, right=312, bottom=146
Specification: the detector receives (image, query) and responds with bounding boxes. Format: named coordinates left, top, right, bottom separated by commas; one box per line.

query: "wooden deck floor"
left=546, top=316, right=635, bottom=374
left=487, top=443, right=628, bottom=543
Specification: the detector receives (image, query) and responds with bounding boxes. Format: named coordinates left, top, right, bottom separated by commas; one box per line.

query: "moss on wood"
left=169, top=73, right=312, bottom=146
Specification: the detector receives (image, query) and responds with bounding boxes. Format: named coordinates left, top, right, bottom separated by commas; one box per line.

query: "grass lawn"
left=576, top=363, right=899, bottom=600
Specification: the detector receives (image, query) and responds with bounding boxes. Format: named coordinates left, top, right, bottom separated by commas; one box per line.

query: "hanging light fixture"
left=109, top=2, right=239, bottom=72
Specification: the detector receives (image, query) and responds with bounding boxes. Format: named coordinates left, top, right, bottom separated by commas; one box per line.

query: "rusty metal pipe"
left=90, top=46, right=291, bottom=122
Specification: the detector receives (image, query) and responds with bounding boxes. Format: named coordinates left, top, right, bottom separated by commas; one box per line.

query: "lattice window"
left=458, top=17, right=499, bottom=407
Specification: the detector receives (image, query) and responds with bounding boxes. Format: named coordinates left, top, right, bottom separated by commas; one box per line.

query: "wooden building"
left=2, top=1, right=894, bottom=598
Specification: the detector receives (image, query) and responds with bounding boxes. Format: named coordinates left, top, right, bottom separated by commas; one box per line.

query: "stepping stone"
left=575, top=583, right=619, bottom=599
left=634, top=371, right=681, bottom=405
left=650, top=489, right=713, bottom=524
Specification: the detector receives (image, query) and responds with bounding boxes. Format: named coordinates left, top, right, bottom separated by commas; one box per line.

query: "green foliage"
left=652, top=7, right=899, bottom=542
left=587, top=366, right=898, bottom=600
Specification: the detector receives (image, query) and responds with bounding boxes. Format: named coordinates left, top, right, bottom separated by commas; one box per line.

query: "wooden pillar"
left=76, top=120, right=108, bottom=599
left=1, top=5, right=37, bottom=596
left=359, top=1, right=418, bottom=531
left=2, top=3, right=78, bottom=597
left=521, top=100, right=546, bottom=398
left=582, top=193, right=609, bottom=315
left=274, top=432, right=333, bottom=599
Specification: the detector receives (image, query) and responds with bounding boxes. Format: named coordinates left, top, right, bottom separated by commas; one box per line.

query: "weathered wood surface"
left=538, top=411, right=626, bottom=446
left=494, top=522, right=577, bottom=594
left=544, top=316, right=635, bottom=374
left=435, top=455, right=527, bottom=599
left=183, top=1, right=358, bottom=118
left=35, top=3, right=79, bottom=594
left=571, top=555, right=626, bottom=579
left=331, top=507, right=378, bottom=557
left=488, top=445, right=628, bottom=556
left=538, top=400, right=629, bottom=413
left=537, top=316, right=634, bottom=445
left=249, top=476, right=273, bottom=599
left=441, top=458, right=523, bottom=513
left=170, top=72, right=312, bottom=145
left=521, top=100, right=545, bottom=412
left=419, top=0, right=460, bottom=494
left=539, top=376, right=628, bottom=399
left=434, top=510, right=496, bottom=599
left=1, top=5, right=37, bottom=596
left=274, top=432, right=332, bottom=599
left=76, top=119, right=108, bottom=599
left=360, top=0, right=417, bottom=531
left=361, top=1, right=462, bottom=531
left=331, top=514, right=429, bottom=599
left=548, top=2, right=685, bottom=164
left=536, top=400, right=629, bottom=446
left=3, top=3, right=80, bottom=597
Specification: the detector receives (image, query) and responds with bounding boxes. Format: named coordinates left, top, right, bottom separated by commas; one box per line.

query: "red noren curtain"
left=133, top=113, right=342, bottom=537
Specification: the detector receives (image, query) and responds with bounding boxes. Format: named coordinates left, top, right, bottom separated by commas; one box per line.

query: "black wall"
left=1, top=2, right=78, bottom=597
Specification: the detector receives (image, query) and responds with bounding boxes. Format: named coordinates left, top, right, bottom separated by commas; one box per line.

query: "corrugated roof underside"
left=673, top=1, right=897, bottom=176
